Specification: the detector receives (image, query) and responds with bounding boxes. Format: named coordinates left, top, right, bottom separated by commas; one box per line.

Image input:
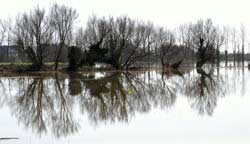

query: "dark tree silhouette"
left=13, top=7, right=53, bottom=70
left=50, top=3, right=78, bottom=70
left=155, top=28, right=184, bottom=68
left=191, top=19, right=217, bottom=68
left=77, top=15, right=110, bottom=67
left=67, top=46, right=83, bottom=71
left=183, top=68, right=225, bottom=116
left=7, top=76, right=79, bottom=138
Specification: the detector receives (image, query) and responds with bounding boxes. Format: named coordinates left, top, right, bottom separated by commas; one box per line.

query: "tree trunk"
left=196, top=60, right=206, bottom=68
left=170, top=60, right=183, bottom=69
left=216, top=46, right=220, bottom=67
left=54, top=43, right=63, bottom=70
left=233, top=50, right=236, bottom=66
left=242, top=46, right=245, bottom=66
left=225, top=50, right=228, bottom=67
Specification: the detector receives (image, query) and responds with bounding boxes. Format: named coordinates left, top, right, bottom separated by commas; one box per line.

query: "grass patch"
left=0, top=62, right=32, bottom=66
left=0, top=62, right=66, bottom=66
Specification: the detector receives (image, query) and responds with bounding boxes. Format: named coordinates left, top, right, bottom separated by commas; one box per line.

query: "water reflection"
left=0, top=67, right=242, bottom=138
left=184, top=68, right=225, bottom=115
left=3, top=75, right=79, bottom=138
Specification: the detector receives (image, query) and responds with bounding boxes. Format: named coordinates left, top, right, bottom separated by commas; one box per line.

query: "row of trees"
left=13, top=4, right=78, bottom=70
left=69, top=17, right=225, bottom=70
left=0, top=3, right=248, bottom=71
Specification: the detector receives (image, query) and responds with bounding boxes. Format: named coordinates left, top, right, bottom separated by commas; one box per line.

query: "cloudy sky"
left=1, top=0, right=250, bottom=51
left=0, top=0, right=250, bottom=28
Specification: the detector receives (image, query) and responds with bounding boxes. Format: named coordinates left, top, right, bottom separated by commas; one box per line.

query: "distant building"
left=0, top=45, right=69, bottom=63
left=0, top=45, right=22, bottom=62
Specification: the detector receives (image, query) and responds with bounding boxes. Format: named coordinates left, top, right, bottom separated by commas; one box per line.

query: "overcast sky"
left=1, top=0, right=250, bottom=52
left=0, top=0, right=250, bottom=28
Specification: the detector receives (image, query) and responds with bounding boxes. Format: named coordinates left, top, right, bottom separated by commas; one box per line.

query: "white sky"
left=1, top=0, right=250, bottom=27
left=1, top=0, right=250, bottom=52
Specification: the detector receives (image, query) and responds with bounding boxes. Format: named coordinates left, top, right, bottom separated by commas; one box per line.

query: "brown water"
left=0, top=66, right=250, bottom=144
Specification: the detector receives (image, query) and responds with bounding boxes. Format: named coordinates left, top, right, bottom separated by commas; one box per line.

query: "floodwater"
left=0, top=66, right=250, bottom=144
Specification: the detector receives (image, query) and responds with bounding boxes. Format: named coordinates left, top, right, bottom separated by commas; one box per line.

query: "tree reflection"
left=183, top=68, right=225, bottom=116
left=8, top=75, right=79, bottom=138
left=79, top=73, right=131, bottom=124
left=0, top=67, right=228, bottom=138
left=53, top=74, right=79, bottom=137
left=68, top=73, right=83, bottom=96
left=77, top=70, right=182, bottom=125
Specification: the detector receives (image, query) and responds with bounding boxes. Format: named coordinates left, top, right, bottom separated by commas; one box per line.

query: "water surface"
left=0, top=67, right=250, bottom=144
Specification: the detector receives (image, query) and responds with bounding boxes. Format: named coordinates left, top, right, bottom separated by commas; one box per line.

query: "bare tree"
left=2, top=18, right=13, bottom=47
left=79, top=15, right=110, bottom=66
left=231, top=27, right=237, bottom=66
left=155, top=27, right=176, bottom=67
left=177, top=23, right=194, bottom=64
left=223, top=26, right=230, bottom=67
left=74, top=27, right=85, bottom=49
left=50, top=3, right=78, bottom=70
left=4, top=18, right=13, bottom=60
left=215, top=26, right=224, bottom=66
left=191, top=19, right=217, bottom=67
left=120, top=21, right=154, bottom=69
left=176, top=24, right=193, bottom=48
left=82, top=15, right=110, bottom=48
left=240, top=24, right=246, bottom=65
left=13, top=6, right=54, bottom=70
left=65, top=15, right=111, bottom=71
left=101, top=16, right=155, bottom=69
left=0, top=19, right=9, bottom=61
left=0, top=19, right=7, bottom=45
left=73, top=15, right=154, bottom=70
left=104, top=16, right=135, bottom=69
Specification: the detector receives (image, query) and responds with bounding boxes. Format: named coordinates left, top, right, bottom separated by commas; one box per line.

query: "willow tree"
left=103, top=16, right=153, bottom=69
left=177, top=23, right=194, bottom=64
left=215, top=27, right=224, bottom=66
left=50, top=3, right=78, bottom=70
left=191, top=19, right=217, bottom=68
left=121, top=21, right=154, bottom=69
left=13, top=7, right=53, bottom=70
left=79, top=15, right=110, bottom=66
left=154, top=27, right=185, bottom=68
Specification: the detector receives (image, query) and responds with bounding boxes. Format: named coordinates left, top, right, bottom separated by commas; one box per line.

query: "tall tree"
left=240, top=24, right=246, bottom=65
left=104, top=16, right=135, bottom=69
left=155, top=27, right=176, bottom=67
left=191, top=19, right=217, bottom=67
left=119, top=21, right=154, bottom=69
left=50, top=3, right=78, bottom=70
left=80, top=15, right=110, bottom=66
left=103, top=16, right=155, bottom=69
left=13, top=6, right=53, bottom=70
left=215, top=27, right=224, bottom=66
left=0, top=19, right=7, bottom=45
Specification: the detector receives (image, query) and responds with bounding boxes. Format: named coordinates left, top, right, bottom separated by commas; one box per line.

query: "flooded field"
left=0, top=66, right=250, bottom=144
